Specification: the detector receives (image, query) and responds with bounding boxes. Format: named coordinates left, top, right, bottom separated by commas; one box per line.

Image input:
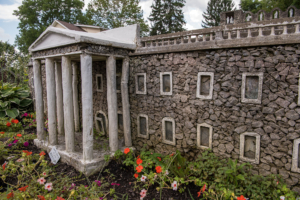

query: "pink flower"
left=13, top=140, right=18, bottom=144
left=37, top=177, right=46, bottom=185
left=141, top=175, right=147, bottom=182
left=171, top=181, right=178, bottom=191
left=23, top=142, right=29, bottom=147
left=95, top=180, right=101, bottom=187
left=23, top=113, right=28, bottom=117
left=140, top=189, right=147, bottom=199
left=42, top=172, right=47, bottom=176
left=45, top=183, right=52, bottom=191
left=111, top=183, right=120, bottom=186
left=8, top=144, right=12, bottom=147
left=69, top=183, right=76, bottom=190
left=16, top=158, right=25, bottom=162
left=165, top=170, right=169, bottom=175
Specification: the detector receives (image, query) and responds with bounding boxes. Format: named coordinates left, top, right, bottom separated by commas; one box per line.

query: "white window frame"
left=96, top=74, right=103, bottom=92
left=160, top=72, right=172, bottom=96
left=240, top=132, right=260, bottom=164
left=94, top=110, right=108, bottom=135
left=292, top=138, right=300, bottom=173
left=137, top=114, right=149, bottom=139
left=162, top=117, right=175, bottom=146
left=197, top=123, right=213, bottom=149
left=136, top=73, right=147, bottom=94
left=298, top=73, right=300, bottom=105
left=196, top=72, right=214, bottom=99
left=241, top=72, right=263, bottom=104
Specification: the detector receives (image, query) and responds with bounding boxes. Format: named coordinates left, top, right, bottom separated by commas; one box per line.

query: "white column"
left=121, top=57, right=132, bottom=147
left=271, top=27, right=275, bottom=36
left=33, top=59, right=45, bottom=141
left=107, top=56, right=118, bottom=152
left=45, top=58, right=57, bottom=145
left=72, top=62, right=80, bottom=132
left=80, top=54, right=94, bottom=161
left=283, top=25, right=288, bottom=35
left=248, top=29, right=252, bottom=38
left=62, top=56, right=75, bottom=152
left=237, top=30, right=241, bottom=39
left=258, top=27, right=263, bottom=37
left=295, top=24, right=300, bottom=34
left=55, top=62, right=64, bottom=135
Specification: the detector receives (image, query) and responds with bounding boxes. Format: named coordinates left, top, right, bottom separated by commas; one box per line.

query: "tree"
left=148, top=0, right=167, bottom=36
left=163, top=0, right=186, bottom=33
left=13, top=0, right=88, bottom=53
left=240, top=0, right=300, bottom=13
left=202, top=0, right=235, bottom=28
left=86, top=0, right=149, bottom=36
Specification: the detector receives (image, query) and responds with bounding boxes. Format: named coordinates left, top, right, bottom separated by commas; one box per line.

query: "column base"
left=34, top=134, right=133, bottom=176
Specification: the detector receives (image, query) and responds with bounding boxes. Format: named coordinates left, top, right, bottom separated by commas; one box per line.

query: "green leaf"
left=6, top=108, right=19, bottom=118
left=0, top=111, right=5, bottom=117
left=236, top=174, right=245, bottom=180
left=19, top=98, right=32, bottom=107
left=225, top=169, right=233, bottom=174
left=1, top=90, right=14, bottom=98
left=17, top=91, right=30, bottom=98
left=10, top=98, right=20, bottom=105
left=0, top=101, right=8, bottom=108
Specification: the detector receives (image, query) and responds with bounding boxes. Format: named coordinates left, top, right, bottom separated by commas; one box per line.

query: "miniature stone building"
left=28, top=7, right=300, bottom=192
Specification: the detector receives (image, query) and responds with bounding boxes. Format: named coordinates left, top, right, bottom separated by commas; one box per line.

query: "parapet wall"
left=129, top=44, right=300, bottom=193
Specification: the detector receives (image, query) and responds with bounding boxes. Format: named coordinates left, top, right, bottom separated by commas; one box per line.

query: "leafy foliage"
left=148, top=0, right=167, bottom=36
left=86, top=0, right=149, bottom=36
left=13, top=0, right=89, bottom=53
left=162, top=0, right=186, bottom=34
left=0, top=83, right=33, bottom=118
left=169, top=150, right=190, bottom=178
left=202, top=0, right=235, bottom=28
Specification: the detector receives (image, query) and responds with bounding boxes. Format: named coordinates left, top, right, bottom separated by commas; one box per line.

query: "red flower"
left=134, top=173, right=138, bottom=178
left=39, top=151, right=46, bottom=156
left=136, top=165, right=143, bottom=173
left=23, top=150, right=32, bottom=156
left=137, top=155, right=140, bottom=158
left=197, top=184, right=206, bottom=197
left=157, top=157, right=161, bottom=161
left=55, top=197, right=65, bottom=200
left=0, top=132, right=4, bottom=134
left=170, top=153, right=174, bottom=157
left=13, top=119, right=19, bottom=124
left=124, top=148, right=130, bottom=154
left=17, top=134, right=22, bottom=137
left=38, top=195, right=46, bottom=200
left=178, top=166, right=181, bottom=169
left=6, top=122, right=11, bottom=127
left=7, top=191, right=13, bottom=199
left=156, top=166, right=162, bottom=173
left=136, top=158, right=143, bottom=165
left=237, top=195, right=246, bottom=200
left=2, top=162, right=6, bottom=171
left=18, top=185, right=28, bottom=192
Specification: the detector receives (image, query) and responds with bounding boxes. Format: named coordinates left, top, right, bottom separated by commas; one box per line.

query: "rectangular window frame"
left=160, top=72, right=173, bottom=96
left=239, top=132, right=260, bottom=164
left=162, top=117, right=175, bottom=146
left=241, top=72, right=263, bottom=104
left=196, top=72, right=214, bottom=99
left=137, top=114, right=149, bottom=139
left=292, top=138, right=300, bottom=173
left=96, top=74, right=103, bottom=92
left=135, top=73, right=147, bottom=94
left=197, top=123, right=213, bottom=149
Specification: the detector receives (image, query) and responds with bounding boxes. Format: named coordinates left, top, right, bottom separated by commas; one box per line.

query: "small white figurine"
left=230, top=16, right=234, bottom=23
left=289, top=8, right=294, bottom=17
left=246, top=14, right=252, bottom=21
left=227, top=16, right=230, bottom=24
left=274, top=10, right=278, bottom=19
left=260, top=12, right=263, bottom=21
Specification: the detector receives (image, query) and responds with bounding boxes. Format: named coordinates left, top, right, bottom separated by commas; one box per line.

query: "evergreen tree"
left=13, top=0, right=88, bottom=53
left=86, top=0, right=149, bottom=36
left=163, top=0, right=186, bottom=33
left=148, top=0, right=167, bottom=36
left=202, top=0, right=235, bottom=28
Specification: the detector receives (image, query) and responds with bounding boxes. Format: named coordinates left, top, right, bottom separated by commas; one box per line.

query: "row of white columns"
left=33, top=54, right=131, bottom=162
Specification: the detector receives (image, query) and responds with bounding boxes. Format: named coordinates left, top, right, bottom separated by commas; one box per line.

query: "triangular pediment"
left=29, top=32, right=77, bottom=52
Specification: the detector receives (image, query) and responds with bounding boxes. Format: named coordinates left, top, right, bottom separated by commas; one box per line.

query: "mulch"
left=0, top=128, right=202, bottom=199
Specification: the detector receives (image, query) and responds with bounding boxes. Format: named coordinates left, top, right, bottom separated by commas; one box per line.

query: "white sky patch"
left=0, top=3, right=20, bottom=21
left=0, top=27, right=13, bottom=42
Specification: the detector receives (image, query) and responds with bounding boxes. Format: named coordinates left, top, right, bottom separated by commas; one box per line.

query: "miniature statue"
left=227, top=16, right=230, bottom=24
left=230, top=16, right=234, bottom=23
left=246, top=14, right=252, bottom=22
left=289, top=9, right=294, bottom=17
left=274, top=11, right=278, bottom=19
left=260, top=12, right=263, bottom=21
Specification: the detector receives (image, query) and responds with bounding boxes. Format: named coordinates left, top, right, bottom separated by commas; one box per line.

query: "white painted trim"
left=96, top=74, right=103, bottom=92
left=95, top=111, right=108, bottom=135
left=292, top=138, right=300, bottom=173
left=52, top=20, right=68, bottom=30
left=241, top=72, right=263, bottom=104
left=239, top=132, right=260, bottom=164
left=135, top=73, right=147, bottom=94
left=137, top=114, right=149, bottom=139
left=197, top=123, right=213, bottom=149
left=162, top=117, right=176, bottom=146
left=160, top=72, right=172, bottom=96
left=196, top=72, right=214, bottom=99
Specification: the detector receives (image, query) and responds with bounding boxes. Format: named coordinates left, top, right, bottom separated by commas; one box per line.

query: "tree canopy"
left=148, top=0, right=167, bottom=36
left=202, top=0, right=235, bottom=28
left=240, top=0, right=300, bottom=13
left=13, top=0, right=88, bottom=53
left=86, top=0, right=149, bottom=36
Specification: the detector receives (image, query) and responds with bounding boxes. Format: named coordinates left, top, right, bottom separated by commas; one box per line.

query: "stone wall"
left=129, top=44, right=300, bottom=193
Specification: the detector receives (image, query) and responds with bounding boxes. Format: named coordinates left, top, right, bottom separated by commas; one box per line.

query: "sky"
left=0, top=0, right=240, bottom=45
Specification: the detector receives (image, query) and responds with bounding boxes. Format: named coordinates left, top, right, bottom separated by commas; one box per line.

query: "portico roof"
left=28, top=24, right=139, bottom=52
